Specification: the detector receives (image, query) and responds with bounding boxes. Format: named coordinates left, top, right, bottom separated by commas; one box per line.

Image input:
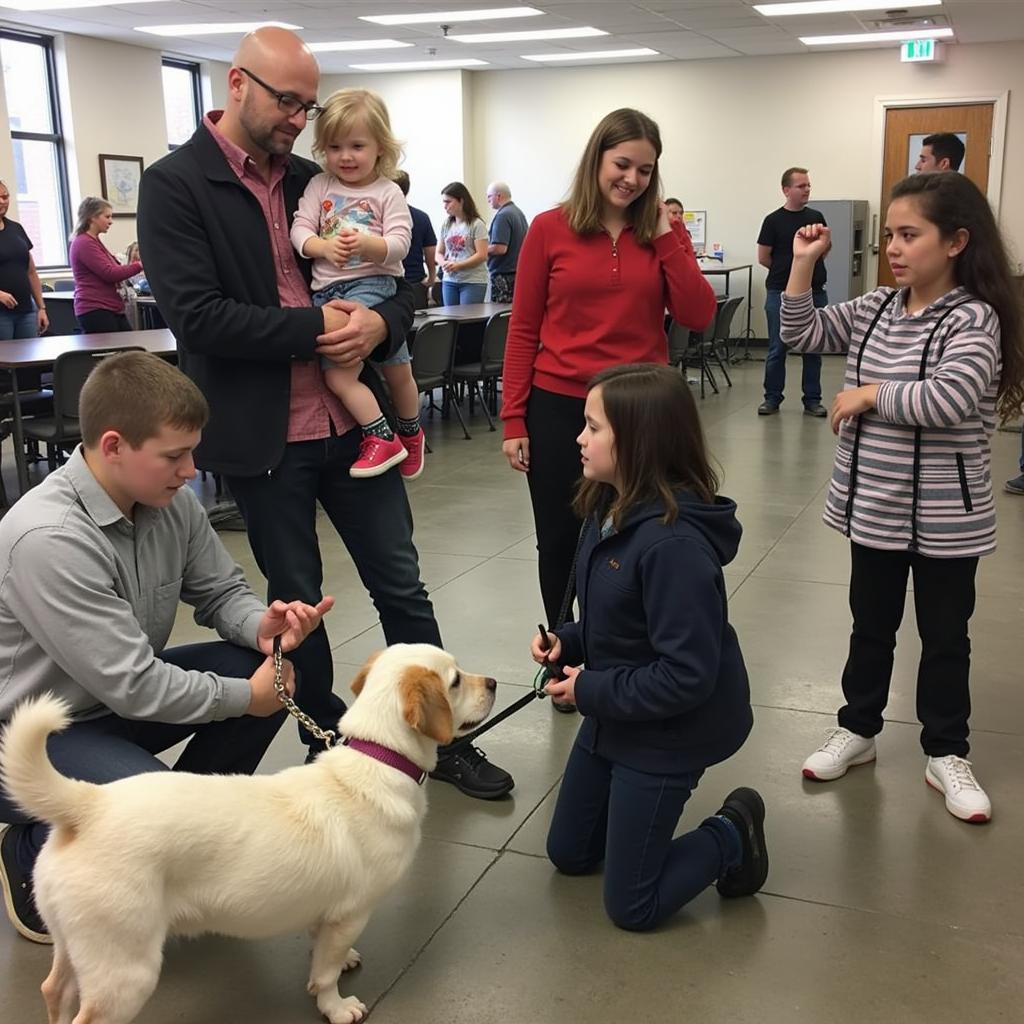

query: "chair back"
left=411, top=320, right=457, bottom=389
left=666, top=320, right=692, bottom=366
left=712, top=295, right=744, bottom=344
left=53, top=348, right=143, bottom=424
left=45, top=300, right=79, bottom=336
left=480, top=310, right=511, bottom=374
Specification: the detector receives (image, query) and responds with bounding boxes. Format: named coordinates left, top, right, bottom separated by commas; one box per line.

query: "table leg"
left=9, top=368, right=28, bottom=498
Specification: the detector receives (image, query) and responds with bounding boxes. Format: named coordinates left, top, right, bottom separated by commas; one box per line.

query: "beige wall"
left=468, top=42, right=1024, bottom=330
left=1, top=28, right=1021, bottom=328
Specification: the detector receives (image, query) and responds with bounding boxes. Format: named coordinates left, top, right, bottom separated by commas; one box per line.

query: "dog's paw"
left=325, top=995, right=368, bottom=1023
left=343, top=948, right=362, bottom=972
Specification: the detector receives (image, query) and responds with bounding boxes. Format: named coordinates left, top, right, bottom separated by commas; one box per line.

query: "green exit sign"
left=901, top=39, right=942, bottom=62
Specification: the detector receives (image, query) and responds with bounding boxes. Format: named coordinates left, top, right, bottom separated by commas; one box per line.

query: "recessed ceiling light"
left=308, top=40, right=413, bottom=53
left=135, top=22, right=303, bottom=38
left=360, top=8, right=542, bottom=26
left=349, top=58, right=490, bottom=72
left=451, top=27, right=607, bottom=43
left=5, top=0, right=163, bottom=10
left=801, top=27, right=953, bottom=45
left=521, top=48, right=659, bottom=62
left=755, top=0, right=940, bottom=15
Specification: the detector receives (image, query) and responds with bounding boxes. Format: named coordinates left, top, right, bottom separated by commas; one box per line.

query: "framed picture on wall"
left=98, top=154, right=145, bottom=217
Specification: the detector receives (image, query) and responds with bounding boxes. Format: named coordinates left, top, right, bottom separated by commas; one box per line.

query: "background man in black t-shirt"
left=756, top=167, right=828, bottom=417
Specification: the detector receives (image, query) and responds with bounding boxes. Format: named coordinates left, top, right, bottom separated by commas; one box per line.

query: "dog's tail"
left=0, top=695, right=94, bottom=828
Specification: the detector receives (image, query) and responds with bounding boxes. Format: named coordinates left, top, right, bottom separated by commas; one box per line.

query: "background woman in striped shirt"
left=780, top=172, right=1023, bottom=824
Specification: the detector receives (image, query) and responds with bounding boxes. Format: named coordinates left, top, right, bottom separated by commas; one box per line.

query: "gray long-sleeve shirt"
left=0, top=447, right=265, bottom=723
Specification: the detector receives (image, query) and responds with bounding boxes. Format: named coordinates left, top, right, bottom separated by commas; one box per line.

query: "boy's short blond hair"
left=79, top=351, right=209, bottom=448
left=312, top=88, right=403, bottom=180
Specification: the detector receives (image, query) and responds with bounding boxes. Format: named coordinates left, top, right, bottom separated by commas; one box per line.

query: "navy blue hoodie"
left=557, top=491, right=752, bottom=775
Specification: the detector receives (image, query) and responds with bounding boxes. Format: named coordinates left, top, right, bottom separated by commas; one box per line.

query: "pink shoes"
left=350, top=434, right=407, bottom=478
left=399, top=428, right=425, bottom=480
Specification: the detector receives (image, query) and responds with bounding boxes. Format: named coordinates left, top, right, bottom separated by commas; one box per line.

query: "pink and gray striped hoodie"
left=782, top=285, right=1001, bottom=558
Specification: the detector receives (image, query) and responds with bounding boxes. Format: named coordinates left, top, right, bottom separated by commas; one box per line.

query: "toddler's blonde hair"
left=312, top=88, right=403, bottom=180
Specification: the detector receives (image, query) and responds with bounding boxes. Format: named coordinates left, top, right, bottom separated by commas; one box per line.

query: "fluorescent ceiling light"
left=801, top=27, right=953, bottom=44
left=308, top=40, right=413, bottom=52
left=349, top=58, right=489, bottom=71
left=522, top=48, right=658, bottom=62
left=755, top=0, right=940, bottom=15
left=361, top=7, right=542, bottom=26
left=451, top=27, right=607, bottom=43
left=136, top=22, right=302, bottom=37
left=5, top=0, right=163, bottom=9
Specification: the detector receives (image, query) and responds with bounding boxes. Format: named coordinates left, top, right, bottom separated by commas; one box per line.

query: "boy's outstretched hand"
left=256, top=597, right=335, bottom=655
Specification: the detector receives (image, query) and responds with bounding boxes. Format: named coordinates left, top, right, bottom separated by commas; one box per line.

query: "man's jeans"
left=763, top=288, right=827, bottom=408
left=0, top=641, right=284, bottom=877
left=227, top=429, right=441, bottom=748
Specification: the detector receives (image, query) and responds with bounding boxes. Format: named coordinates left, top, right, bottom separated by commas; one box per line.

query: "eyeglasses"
left=239, top=67, right=323, bottom=121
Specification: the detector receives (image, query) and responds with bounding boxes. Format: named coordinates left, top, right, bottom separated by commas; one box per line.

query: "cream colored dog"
left=0, top=643, right=496, bottom=1024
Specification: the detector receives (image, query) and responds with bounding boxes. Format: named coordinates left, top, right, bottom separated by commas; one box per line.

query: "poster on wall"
left=683, top=209, right=706, bottom=247
left=99, top=154, right=145, bottom=217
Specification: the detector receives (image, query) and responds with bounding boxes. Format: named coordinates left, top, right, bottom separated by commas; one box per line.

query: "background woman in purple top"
left=69, top=197, right=143, bottom=333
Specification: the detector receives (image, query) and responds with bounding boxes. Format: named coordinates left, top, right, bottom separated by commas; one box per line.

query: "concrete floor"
left=3, top=358, right=1023, bottom=1023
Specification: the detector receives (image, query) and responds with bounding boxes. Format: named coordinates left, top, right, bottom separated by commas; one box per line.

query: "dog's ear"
left=350, top=651, right=382, bottom=697
left=399, top=667, right=454, bottom=744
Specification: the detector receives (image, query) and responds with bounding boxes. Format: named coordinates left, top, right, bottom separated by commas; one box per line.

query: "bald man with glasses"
left=138, top=27, right=514, bottom=800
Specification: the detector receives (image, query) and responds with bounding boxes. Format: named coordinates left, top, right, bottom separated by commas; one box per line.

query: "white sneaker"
left=802, top=727, right=876, bottom=781
left=925, top=756, right=992, bottom=823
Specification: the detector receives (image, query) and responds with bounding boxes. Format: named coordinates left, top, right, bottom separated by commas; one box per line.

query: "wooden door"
left=878, top=103, right=993, bottom=287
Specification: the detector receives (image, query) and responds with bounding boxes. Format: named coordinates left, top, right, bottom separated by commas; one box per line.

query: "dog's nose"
left=485, top=677, right=497, bottom=692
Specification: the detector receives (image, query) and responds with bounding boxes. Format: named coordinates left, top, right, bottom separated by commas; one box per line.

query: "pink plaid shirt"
left=204, top=112, right=354, bottom=442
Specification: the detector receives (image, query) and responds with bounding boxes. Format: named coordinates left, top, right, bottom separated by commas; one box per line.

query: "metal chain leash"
left=273, top=635, right=336, bottom=749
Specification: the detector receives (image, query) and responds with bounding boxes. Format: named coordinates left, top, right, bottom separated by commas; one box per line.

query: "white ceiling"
left=2, top=1, right=1023, bottom=72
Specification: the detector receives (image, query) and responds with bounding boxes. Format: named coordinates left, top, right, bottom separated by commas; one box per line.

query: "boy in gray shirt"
left=0, top=351, right=332, bottom=944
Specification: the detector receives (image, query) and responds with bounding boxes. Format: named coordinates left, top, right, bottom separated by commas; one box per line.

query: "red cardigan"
left=500, top=207, right=717, bottom=439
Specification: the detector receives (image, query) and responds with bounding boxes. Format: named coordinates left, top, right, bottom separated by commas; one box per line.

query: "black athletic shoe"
left=552, top=700, right=578, bottom=714
left=430, top=746, right=514, bottom=799
left=757, top=401, right=780, bottom=416
left=0, top=824, right=51, bottom=944
left=804, top=404, right=828, bottom=418
left=715, top=787, right=769, bottom=898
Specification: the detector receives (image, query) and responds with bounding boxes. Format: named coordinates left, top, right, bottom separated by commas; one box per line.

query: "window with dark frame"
left=161, top=57, right=202, bottom=150
left=0, top=29, right=72, bottom=269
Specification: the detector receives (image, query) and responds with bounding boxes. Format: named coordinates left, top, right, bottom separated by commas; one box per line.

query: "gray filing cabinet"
left=813, top=200, right=869, bottom=304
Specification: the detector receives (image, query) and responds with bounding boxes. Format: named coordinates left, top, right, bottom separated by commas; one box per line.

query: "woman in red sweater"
left=69, top=197, right=143, bottom=333
left=501, top=108, right=717, bottom=653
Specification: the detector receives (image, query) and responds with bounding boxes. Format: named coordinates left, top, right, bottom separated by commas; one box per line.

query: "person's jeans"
left=441, top=281, right=487, bottom=306
left=839, top=542, right=979, bottom=757
left=763, top=288, right=826, bottom=408
left=0, top=642, right=285, bottom=877
left=0, top=309, right=38, bottom=339
left=226, top=429, right=441, bottom=749
left=546, top=740, right=740, bottom=931
left=312, top=275, right=399, bottom=371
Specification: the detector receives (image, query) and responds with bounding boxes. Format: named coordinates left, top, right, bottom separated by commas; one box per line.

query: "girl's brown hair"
left=562, top=108, right=663, bottom=246
left=312, top=88, right=403, bottom=180
left=891, top=172, right=1024, bottom=421
left=574, top=364, right=719, bottom=529
left=440, top=181, right=482, bottom=230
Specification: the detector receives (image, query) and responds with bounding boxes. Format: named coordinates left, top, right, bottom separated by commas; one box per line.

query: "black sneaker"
left=715, top=787, right=769, bottom=898
left=552, top=700, right=578, bottom=715
left=803, top=404, right=828, bottom=418
left=0, top=824, right=51, bottom=944
left=430, top=746, right=514, bottom=799
left=757, top=401, right=780, bottom=416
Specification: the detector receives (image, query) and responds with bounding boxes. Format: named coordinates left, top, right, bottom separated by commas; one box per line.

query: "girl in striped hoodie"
left=781, top=172, right=1023, bottom=823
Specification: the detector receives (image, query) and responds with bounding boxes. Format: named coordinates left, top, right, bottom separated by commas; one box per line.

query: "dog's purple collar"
left=343, top=738, right=427, bottom=785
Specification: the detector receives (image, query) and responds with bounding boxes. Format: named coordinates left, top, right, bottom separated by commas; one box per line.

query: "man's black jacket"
left=137, top=122, right=413, bottom=476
